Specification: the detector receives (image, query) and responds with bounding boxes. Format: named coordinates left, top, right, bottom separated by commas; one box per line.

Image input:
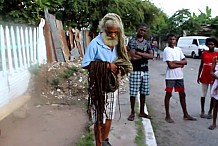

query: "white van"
left=177, top=36, right=208, bottom=58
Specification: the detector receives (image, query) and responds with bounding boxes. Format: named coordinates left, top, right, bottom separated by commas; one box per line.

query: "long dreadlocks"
left=88, top=60, right=119, bottom=124
left=99, top=13, right=133, bottom=74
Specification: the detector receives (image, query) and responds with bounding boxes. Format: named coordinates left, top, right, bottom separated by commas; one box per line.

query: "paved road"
left=147, top=58, right=218, bottom=146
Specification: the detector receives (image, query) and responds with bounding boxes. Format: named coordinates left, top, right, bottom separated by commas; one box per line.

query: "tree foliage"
left=0, top=0, right=162, bottom=35
left=0, top=0, right=63, bottom=25
left=151, top=6, right=218, bottom=41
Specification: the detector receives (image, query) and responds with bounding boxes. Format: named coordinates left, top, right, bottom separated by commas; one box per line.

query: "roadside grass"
left=134, top=100, right=147, bottom=146
left=76, top=123, right=94, bottom=146
left=135, top=117, right=147, bottom=146
left=49, top=66, right=87, bottom=86
left=146, top=104, right=158, bottom=133
left=29, top=64, right=41, bottom=75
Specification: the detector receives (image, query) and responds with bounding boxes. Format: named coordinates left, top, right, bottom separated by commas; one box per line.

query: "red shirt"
left=200, top=51, right=218, bottom=84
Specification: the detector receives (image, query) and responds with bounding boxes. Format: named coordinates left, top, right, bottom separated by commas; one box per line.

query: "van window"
left=198, top=39, right=206, bottom=45
left=192, top=39, right=198, bottom=46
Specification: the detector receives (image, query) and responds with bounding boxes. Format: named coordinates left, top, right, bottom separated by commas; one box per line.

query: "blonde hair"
left=99, top=13, right=133, bottom=74
left=98, top=13, right=124, bottom=33
left=98, top=13, right=125, bottom=51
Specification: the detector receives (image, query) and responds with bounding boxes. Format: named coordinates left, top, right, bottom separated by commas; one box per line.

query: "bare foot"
left=208, top=125, right=216, bottom=130
left=183, top=115, right=197, bottom=121
left=165, top=117, right=175, bottom=123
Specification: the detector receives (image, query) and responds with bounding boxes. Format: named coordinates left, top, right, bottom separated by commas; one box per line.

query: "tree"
left=55, top=0, right=162, bottom=35
left=0, top=0, right=63, bottom=25
left=0, top=0, right=163, bottom=36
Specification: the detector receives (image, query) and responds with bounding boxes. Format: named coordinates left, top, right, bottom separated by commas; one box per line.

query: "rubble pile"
left=29, top=58, right=129, bottom=106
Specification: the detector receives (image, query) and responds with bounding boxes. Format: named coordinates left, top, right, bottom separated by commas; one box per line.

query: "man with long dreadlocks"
left=82, top=13, right=132, bottom=146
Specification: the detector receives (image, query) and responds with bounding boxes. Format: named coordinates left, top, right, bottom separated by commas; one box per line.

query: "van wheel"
left=191, top=52, right=197, bottom=59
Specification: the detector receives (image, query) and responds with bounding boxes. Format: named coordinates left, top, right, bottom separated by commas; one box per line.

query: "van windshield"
left=198, top=39, right=206, bottom=45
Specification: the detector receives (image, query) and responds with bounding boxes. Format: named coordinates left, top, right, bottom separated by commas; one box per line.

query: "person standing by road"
left=127, top=23, right=153, bottom=121
left=197, top=37, right=218, bottom=119
left=163, top=34, right=196, bottom=123
left=209, top=56, right=218, bottom=130
left=82, top=13, right=132, bottom=146
left=156, top=47, right=161, bottom=60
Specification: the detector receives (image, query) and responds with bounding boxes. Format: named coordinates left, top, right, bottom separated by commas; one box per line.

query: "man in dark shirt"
left=127, top=23, right=153, bottom=121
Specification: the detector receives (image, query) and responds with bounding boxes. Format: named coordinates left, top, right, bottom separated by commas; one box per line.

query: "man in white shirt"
left=163, top=34, right=197, bottom=123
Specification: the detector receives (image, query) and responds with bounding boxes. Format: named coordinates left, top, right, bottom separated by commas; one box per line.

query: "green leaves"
left=0, top=0, right=163, bottom=37
left=152, top=6, right=218, bottom=39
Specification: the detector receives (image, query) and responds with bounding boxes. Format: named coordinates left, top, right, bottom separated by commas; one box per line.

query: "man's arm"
left=173, top=58, right=187, bottom=65
left=135, top=50, right=153, bottom=59
left=166, top=59, right=186, bottom=69
left=210, top=56, right=217, bottom=78
left=127, top=38, right=143, bottom=60
left=197, top=57, right=204, bottom=84
left=128, top=49, right=143, bottom=60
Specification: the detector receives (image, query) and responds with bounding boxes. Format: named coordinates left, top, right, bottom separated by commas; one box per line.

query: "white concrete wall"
left=0, top=19, right=47, bottom=109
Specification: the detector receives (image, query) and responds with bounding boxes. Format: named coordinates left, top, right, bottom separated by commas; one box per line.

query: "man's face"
left=207, top=41, right=215, bottom=50
left=168, top=36, right=177, bottom=46
left=137, top=26, right=147, bottom=37
left=102, top=26, right=119, bottom=47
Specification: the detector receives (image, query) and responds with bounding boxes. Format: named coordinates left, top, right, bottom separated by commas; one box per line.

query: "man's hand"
left=135, top=50, right=153, bottom=59
left=197, top=77, right=200, bottom=84
left=108, top=63, right=117, bottom=74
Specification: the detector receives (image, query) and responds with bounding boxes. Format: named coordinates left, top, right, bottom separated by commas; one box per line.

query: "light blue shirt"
left=82, top=33, right=118, bottom=67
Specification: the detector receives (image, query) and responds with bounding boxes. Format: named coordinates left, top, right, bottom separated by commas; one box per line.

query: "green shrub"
left=50, top=76, right=60, bottom=86
left=29, top=64, right=40, bottom=75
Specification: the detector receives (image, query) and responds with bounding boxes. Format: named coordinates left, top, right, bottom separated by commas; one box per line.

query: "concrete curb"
left=143, top=104, right=157, bottom=146
left=138, top=96, right=157, bottom=146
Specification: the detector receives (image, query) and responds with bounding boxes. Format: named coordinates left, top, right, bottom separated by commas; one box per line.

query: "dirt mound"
left=29, top=58, right=88, bottom=106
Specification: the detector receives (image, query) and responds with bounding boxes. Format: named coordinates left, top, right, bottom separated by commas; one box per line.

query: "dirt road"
left=0, top=96, right=88, bottom=146
left=148, top=58, right=218, bottom=146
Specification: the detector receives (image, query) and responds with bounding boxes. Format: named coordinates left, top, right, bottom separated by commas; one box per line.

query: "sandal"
left=208, top=125, right=216, bottom=130
left=127, top=114, right=135, bottom=121
left=165, top=117, right=175, bottom=123
left=207, top=113, right=212, bottom=119
left=183, top=115, right=197, bottom=121
left=200, top=113, right=207, bottom=118
left=102, top=138, right=112, bottom=146
left=138, top=113, right=152, bottom=119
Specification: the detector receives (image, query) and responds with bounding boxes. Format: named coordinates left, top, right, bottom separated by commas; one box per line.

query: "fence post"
left=33, top=27, right=37, bottom=63
left=20, top=27, right=27, bottom=68
left=29, top=27, right=34, bottom=65
left=16, top=26, right=24, bottom=69
left=24, top=27, right=30, bottom=67
left=5, top=26, right=13, bottom=74
left=10, top=26, right=19, bottom=71
left=0, top=25, right=7, bottom=75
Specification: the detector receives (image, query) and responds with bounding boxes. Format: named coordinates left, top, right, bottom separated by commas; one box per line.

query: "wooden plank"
left=75, top=29, right=83, bottom=57
left=68, top=27, right=75, bottom=50
left=50, top=31, right=58, bottom=61
left=82, top=30, right=91, bottom=53
left=56, top=20, right=70, bottom=61
left=44, top=9, right=65, bottom=62
left=44, top=21, right=53, bottom=63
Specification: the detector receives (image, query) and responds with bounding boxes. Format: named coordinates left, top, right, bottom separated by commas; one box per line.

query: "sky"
left=150, top=0, right=218, bottom=18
